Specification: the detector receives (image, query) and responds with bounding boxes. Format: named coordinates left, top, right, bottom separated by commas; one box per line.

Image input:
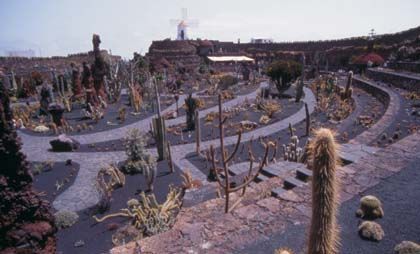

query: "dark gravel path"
left=237, top=158, right=420, bottom=254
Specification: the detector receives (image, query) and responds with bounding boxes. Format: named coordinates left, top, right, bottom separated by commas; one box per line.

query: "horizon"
left=1, top=0, right=420, bottom=58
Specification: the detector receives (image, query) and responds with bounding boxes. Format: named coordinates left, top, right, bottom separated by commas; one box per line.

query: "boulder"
left=50, top=134, right=80, bottom=152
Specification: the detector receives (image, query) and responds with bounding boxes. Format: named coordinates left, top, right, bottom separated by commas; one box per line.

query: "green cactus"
left=54, top=210, right=79, bottom=229
left=308, top=128, right=340, bottom=254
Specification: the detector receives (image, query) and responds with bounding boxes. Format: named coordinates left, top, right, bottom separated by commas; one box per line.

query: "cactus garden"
left=1, top=3, right=420, bottom=254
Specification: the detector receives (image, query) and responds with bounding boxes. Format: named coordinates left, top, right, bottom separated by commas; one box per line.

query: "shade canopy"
left=207, top=56, right=254, bottom=62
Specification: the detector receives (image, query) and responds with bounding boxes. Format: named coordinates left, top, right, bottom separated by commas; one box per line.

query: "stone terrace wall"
left=366, top=68, right=420, bottom=92
left=388, top=61, right=420, bottom=74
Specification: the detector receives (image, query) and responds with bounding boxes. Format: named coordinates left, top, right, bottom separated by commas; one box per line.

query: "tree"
left=266, top=60, right=301, bottom=95
left=0, top=80, right=56, bottom=253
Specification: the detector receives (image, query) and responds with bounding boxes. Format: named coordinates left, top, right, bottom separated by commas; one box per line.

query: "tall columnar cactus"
left=152, top=77, right=167, bottom=160
left=341, top=71, right=353, bottom=100
left=195, top=110, right=201, bottom=154
left=308, top=128, right=340, bottom=254
left=185, top=93, right=198, bottom=131
left=295, top=53, right=305, bottom=102
left=305, top=102, right=310, bottom=136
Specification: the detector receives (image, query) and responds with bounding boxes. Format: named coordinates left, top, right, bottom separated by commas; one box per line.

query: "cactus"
left=283, top=135, right=303, bottom=162
left=123, top=129, right=157, bottom=191
left=345, top=71, right=353, bottom=96
left=54, top=210, right=79, bottom=229
left=308, top=128, right=340, bottom=254
left=93, top=187, right=182, bottom=237
left=356, top=195, right=384, bottom=219
left=195, top=110, right=201, bottom=154
left=185, top=93, right=198, bottom=131
left=358, top=221, right=384, bottom=242
left=305, top=102, right=310, bottom=136
left=295, top=78, right=304, bottom=103
left=394, top=241, right=420, bottom=254
left=209, top=93, right=272, bottom=213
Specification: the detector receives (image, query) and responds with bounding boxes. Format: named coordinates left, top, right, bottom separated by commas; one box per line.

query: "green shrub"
left=219, top=75, right=238, bottom=90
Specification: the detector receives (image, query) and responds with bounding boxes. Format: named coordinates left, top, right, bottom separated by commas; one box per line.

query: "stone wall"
left=366, top=68, right=420, bottom=91
left=388, top=61, right=420, bottom=74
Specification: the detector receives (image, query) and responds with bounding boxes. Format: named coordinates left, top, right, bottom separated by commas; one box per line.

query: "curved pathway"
left=18, top=82, right=316, bottom=211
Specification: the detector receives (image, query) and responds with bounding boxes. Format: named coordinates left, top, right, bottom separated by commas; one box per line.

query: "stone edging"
left=350, top=76, right=401, bottom=145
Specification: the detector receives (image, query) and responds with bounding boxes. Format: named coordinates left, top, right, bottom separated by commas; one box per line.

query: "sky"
left=1, top=0, right=419, bottom=59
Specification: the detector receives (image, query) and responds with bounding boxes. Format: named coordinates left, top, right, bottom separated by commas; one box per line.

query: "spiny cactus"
left=340, top=71, right=353, bottom=100
left=394, top=241, right=420, bottom=254
left=356, top=195, right=384, bottom=219
left=54, top=210, right=79, bottom=229
left=358, top=221, right=384, bottom=242
left=274, top=247, right=294, bottom=254
left=308, top=128, right=340, bottom=254
left=123, top=129, right=157, bottom=191
left=93, top=187, right=182, bottom=238
left=283, top=135, right=303, bottom=162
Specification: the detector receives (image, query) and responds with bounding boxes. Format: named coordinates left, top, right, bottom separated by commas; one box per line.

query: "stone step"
left=262, top=164, right=286, bottom=177
left=296, top=168, right=313, bottom=182
left=256, top=173, right=271, bottom=182
left=284, top=177, right=307, bottom=190
left=229, top=162, right=252, bottom=175
left=271, top=186, right=287, bottom=197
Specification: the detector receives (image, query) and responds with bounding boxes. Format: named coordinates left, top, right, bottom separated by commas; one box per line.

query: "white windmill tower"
left=170, top=8, right=199, bottom=40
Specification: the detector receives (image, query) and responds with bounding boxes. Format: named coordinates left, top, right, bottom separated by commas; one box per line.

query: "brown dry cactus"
left=308, top=128, right=340, bottom=254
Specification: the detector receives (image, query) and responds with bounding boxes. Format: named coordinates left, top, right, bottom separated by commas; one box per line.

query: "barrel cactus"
left=394, top=241, right=420, bottom=254
left=356, top=195, right=384, bottom=219
left=358, top=221, right=384, bottom=241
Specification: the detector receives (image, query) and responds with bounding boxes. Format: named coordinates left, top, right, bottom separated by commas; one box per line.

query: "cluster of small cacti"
left=123, top=129, right=157, bottom=191
left=93, top=187, right=182, bottom=238
left=97, top=164, right=126, bottom=192
left=283, top=135, right=303, bottom=162
left=356, top=195, right=386, bottom=242
left=54, top=210, right=79, bottom=229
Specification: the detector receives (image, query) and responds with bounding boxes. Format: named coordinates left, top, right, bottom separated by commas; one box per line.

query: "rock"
left=111, top=225, right=141, bottom=246
left=50, top=134, right=80, bottom=152
left=65, top=159, right=72, bottom=166
left=394, top=241, right=420, bottom=254
left=358, top=221, right=384, bottom=241
left=182, top=184, right=218, bottom=208
left=34, top=125, right=49, bottom=133
left=356, top=195, right=384, bottom=219
left=74, top=240, right=85, bottom=247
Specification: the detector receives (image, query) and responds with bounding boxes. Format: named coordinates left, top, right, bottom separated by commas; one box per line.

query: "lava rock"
left=50, top=134, right=80, bottom=152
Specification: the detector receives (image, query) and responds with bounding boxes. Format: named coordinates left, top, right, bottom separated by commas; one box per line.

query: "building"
left=251, top=38, right=274, bottom=44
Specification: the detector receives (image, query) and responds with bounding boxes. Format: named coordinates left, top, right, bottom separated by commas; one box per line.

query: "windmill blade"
left=182, top=8, right=188, bottom=20
left=170, top=19, right=181, bottom=26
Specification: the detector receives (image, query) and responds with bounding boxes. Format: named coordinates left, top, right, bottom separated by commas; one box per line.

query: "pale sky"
left=1, top=0, right=419, bottom=58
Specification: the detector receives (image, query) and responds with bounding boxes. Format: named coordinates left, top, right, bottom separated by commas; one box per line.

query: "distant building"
left=250, top=38, right=273, bottom=44
left=7, top=49, right=36, bottom=57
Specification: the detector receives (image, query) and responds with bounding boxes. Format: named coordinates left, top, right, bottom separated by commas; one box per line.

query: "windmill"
left=170, top=8, right=199, bottom=40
